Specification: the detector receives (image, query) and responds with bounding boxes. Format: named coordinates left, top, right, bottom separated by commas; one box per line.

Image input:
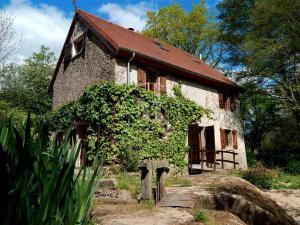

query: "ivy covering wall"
left=44, top=82, right=210, bottom=171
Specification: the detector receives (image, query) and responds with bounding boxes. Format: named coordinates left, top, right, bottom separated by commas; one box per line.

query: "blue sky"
left=0, top=0, right=220, bottom=61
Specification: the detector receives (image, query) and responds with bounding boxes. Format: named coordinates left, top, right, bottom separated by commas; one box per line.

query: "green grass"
left=115, top=173, right=141, bottom=196
left=194, top=209, right=209, bottom=223
left=273, top=172, right=300, bottom=189
left=111, top=174, right=192, bottom=198
left=165, top=175, right=192, bottom=187
left=230, top=167, right=300, bottom=190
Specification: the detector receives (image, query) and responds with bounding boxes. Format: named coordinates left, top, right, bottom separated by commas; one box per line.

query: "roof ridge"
left=75, top=9, right=237, bottom=87
left=77, top=9, right=206, bottom=63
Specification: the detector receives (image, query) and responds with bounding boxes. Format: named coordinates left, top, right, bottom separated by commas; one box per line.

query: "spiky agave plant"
left=0, top=114, right=100, bottom=225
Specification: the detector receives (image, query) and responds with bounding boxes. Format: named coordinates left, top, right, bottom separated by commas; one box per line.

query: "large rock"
left=98, top=178, right=117, bottom=189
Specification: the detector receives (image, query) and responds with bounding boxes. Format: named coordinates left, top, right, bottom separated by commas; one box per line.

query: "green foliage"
left=286, top=160, right=300, bottom=175
left=246, top=150, right=257, bottom=167
left=44, top=81, right=209, bottom=171
left=143, top=1, right=223, bottom=67
left=242, top=163, right=277, bottom=189
left=0, top=100, right=28, bottom=124
left=165, top=175, right=192, bottom=187
left=0, top=114, right=99, bottom=225
left=194, top=209, right=208, bottom=223
left=0, top=45, right=55, bottom=115
left=258, top=115, right=300, bottom=170
left=120, top=149, right=140, bottom=172
left=218, top=0, right=300, bottom=123
left=273, top=171, right=300, bottom=189
left=239, top=81, right=279, bottom=152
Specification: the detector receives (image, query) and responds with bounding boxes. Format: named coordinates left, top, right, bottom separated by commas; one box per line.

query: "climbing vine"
left=44, top=81, right=210, bottom=171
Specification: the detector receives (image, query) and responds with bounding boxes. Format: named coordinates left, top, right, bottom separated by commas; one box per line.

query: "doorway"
left=188, top=124, right=203, bottom=164
left=204, top=126, right=215, bottom=166
left=188, top=124, right=216, bottom=169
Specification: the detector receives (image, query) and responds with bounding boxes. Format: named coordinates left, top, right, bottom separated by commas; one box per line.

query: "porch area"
left=187, top=124, right=239, bottom=173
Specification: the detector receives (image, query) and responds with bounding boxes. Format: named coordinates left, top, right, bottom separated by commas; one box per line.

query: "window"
left=63, top=43, right=72, bottom=71
left=220, top=129, right=238, bottom=149
left=137, top=67, right=166, bottom=94
left=218, top=91, right=237, bottom=112
left=146, top=71, right=158, bottom=92
left=225, top=129, right=232, bottom=147
left=72, top=35, right=85, bottom=58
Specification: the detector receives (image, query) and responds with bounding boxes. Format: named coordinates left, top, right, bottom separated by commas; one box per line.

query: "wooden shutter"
left=160, top=75, right=167, bottom=94
left=232, top=130, right=238, bottom=149
left=218, top=92, right=224, bottom=109
left=137, top=67, right=146, bottom=88
left=230, top=96, right=236, bottom=112
left=64, top=43, right=72, bottom=60
left=188, top=124, right=199, bottom=146
left=220, top=128, right=226, bottom=149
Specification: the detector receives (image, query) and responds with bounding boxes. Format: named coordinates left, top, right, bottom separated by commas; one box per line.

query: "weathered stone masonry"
left=52, top=32, right=116, bottom=109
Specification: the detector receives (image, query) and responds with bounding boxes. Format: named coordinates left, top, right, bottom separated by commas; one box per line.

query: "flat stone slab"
left=95, top=189, right=135, bottom=203
left=157, top=193, right=197, bottom=208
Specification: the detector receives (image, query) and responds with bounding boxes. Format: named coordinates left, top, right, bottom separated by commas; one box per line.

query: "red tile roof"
left=49, top=9, right=239, bottom=92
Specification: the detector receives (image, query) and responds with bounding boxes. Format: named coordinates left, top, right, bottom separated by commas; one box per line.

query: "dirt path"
left=265, top=190, right=300, bottom=224
left=93, top=173, right=299, bottom=225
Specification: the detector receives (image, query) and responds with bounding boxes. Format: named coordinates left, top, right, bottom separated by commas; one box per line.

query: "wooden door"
left=205, top=126, right=215, bottom=163
left=188, top=124, right=202, bottom=164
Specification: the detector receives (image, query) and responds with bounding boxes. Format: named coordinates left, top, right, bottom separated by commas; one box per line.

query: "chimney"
left=128, top=28, right=134, bottom=31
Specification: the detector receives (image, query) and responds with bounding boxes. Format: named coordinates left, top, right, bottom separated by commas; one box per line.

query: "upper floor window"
left=218, top=91, right=237, bottom=112
left=72, top=35, right=85, bottom=57
left=220, top=129, right=238, bottom=149
left=137, top=67, right=166, bottom=94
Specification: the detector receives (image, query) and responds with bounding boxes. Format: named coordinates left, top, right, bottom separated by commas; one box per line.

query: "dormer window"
left=72, top=34, right=85, bottom=58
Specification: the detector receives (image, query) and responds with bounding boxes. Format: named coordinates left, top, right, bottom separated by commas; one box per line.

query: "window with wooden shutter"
left=64, top=43, right=72, bottom=61
left=137, top=67, right=146, bottom=88
left=232, top=130, right=238, bottom=149
left=160, top=75, right=167, bottom=94
left=220, top=128, right=226, bottom=149
left=218, top=92, right=224, bottom=109
left=230, top=96, right=236, bottom=112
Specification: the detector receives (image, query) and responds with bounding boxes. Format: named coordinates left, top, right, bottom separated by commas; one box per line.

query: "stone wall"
left=52, top=32, right=116, bottom=109
left=166, top=75, right=247, bottom=170
left=114, top=62, right=247, bottom=169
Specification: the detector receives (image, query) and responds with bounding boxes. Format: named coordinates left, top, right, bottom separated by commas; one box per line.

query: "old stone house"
left=49, top=9, right=247, bottom=170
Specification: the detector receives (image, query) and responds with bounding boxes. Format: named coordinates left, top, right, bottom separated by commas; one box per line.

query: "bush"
left=246, top=150, right=257, bottom=167
left=0, top=115, right=100, bottom=225
left=194, top=209, right=208, bottom=223
left=242, top=163, right=276, bottom=189
left=120, top=149, right=140, bottom=172
left=286, top=160, right=300, bottom=175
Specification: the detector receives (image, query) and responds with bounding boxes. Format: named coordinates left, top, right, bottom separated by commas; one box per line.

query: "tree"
left=239, top=81, right=279, bottom=152
left=143, top=1, right=223, bottom=67
left=218, top=0, right=300, bottom=124
left=0, top=11, right=20, bottom=66
left=0, top=46, right=55, bottom=115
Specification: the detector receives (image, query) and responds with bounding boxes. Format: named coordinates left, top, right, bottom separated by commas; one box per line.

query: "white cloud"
left=1, top=0, right=72, bottom=62
left=98, top=2, right=155, bottom=32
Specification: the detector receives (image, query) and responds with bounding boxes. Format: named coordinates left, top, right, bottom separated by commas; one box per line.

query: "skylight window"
left=192, top=59, right=201, bottom=64
left=153, top=40, right=169, bottom=51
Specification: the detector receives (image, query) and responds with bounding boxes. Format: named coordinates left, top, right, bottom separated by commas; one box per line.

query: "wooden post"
left=156, top=168, right=166, bottom=202
left=140, top=167, right=152, bottom=200
left=139, top=160, right=169, bottom=203
left=213, top=151, right=216, bottom=171
left=233, top=153, right=236, bottom=169
left=221, top=151, right=224, bottom=169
